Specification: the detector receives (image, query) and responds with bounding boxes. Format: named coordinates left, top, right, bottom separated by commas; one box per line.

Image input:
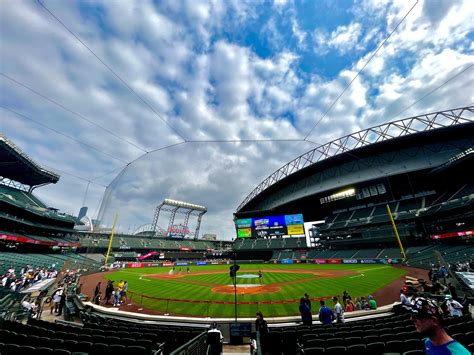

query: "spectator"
left=368, top=295, right=377, bottom=310
left=207, top=321, right=223, bottom=342
left=121, top=281, right=128, bottom=304
left=345, top=299, right=354, bottom=312
left=400, top=289, right=411, bottom=306
left=113, top=288, right=120, bottom=306
left=445, top=295, right=463, bottom=317
left=299, top=297, right=312, bottom=325
left=360, top=296, right=369, bottom=309
left=105, top=280, right=114, bottom=305
left=94, top=282, right=101, bottom=299
left=318, top=300, right=334, bottom=324
left=411, top=297, right=470, bottom=354
left=207, top=322, right=224, bottom=355
left=52, top=288, right=62, bottom=314
left=117, top=280, right=124, bottom=303
left=255, top=312, right=269, bottom=355
left=57, top=290, right=66, bottom=316
left=342, top=290, right=351, bottom=305
left=333, top=296, right=344, bottom=323
left=304, top=293, right=311, bottom=310
left=93, top=291, right=102, bottom=305
left=353, top=297, right=362, bottom=310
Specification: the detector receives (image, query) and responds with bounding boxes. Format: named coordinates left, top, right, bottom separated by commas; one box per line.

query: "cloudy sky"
left=1, top=0, right=473, bottom=240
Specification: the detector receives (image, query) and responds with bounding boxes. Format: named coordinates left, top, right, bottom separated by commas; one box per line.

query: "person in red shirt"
left=345, top=299, right=354, bottom=312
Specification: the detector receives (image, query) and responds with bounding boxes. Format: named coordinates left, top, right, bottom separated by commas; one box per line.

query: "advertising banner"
left=251, top=227, right=286, bottom=238
left=145, top=263, right=160, bottom=267
left=176, top=262, right=188, bottom=266
left=235, top=218, right=252, bottom=228
left=162, top=262, right=174, bottom=267
left=237, top=228, right=252, bottom=238
left=380, top=258, right=401, bottom=264
left=430, top=229, right=474, bottom=239
left=0, top=234, right=80, bottom=248
left=313, top=259, right=327, bottom=264
left=196, top=261, right=208, bottom=266
left=280, top=259, right=294, bottom=264
left=360, top=259, right=378, bottom=264
left=179, top=248, right=192, bottom=251
left=287, top=225, right=304, bottom=235
left=138, top=251, right=157, bottom=261
left=343, top=259, right=358, bottom=264
left=284, top=214, right=304, bottom=225
left=127, top=262, right=144, bottom=268
left=253, top=215, right=286, bottom=229
left=327, top=259, right=342, bottom=264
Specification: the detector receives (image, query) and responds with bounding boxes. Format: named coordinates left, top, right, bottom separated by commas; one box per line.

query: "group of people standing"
left=94, top=279, right=128, bottom=306
left=299, top=291, right=377, bottom=325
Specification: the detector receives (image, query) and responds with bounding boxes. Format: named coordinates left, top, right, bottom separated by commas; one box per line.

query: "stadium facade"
left=234, top=106, right=474, bottom=261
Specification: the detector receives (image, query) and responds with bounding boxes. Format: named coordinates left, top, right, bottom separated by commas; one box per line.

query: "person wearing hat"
left=411, top=297, right=470, bottom=354
left=207, top=322, right=223, bottom=355
left=207, top=322, right=223, bottom=342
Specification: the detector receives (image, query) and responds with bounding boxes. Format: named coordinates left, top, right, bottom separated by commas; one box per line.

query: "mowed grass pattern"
left=106, top=264, right=405, bottom=317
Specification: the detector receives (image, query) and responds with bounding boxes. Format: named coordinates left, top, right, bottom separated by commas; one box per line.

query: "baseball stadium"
left=1, top=106, right=473, bottom=354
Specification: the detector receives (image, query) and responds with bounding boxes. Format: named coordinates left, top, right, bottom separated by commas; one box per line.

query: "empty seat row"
left=0, top=329, right=155, bottom=355
left=0, top=342, right=148, bottom=355
left=302, top=339, right=424, bottom=353
left=302, top=344, right=425, bottom=354
left=299, top=334, right=422, bottom=348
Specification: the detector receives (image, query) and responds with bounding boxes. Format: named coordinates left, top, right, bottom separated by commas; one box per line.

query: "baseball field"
left=84, top=263, right=412, bottom=318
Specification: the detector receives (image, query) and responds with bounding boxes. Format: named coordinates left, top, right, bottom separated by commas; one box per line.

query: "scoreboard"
left=235, top=213, right=304, bottom=238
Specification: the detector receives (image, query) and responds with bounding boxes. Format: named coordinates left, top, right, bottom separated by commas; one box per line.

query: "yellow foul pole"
left=104, top=213, right=118, bottom=266
left=386, top=204, right=407, bottom=259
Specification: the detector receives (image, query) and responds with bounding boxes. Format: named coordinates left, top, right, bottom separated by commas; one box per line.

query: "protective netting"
left=96, top=140, right=314, bottom=239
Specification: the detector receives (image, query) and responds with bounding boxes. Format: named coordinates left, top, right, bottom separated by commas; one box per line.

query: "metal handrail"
left=169, top=331, right=208, bottom=355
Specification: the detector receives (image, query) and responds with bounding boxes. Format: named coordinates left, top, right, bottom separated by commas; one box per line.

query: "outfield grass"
left=105, top=264, right=406, bottom=318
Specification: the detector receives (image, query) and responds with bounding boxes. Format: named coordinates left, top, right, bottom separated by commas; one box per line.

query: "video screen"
left=235, top=213, right=304, bottom=238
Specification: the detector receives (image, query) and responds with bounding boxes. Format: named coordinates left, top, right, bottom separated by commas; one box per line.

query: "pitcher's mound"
left=211, top=284, right=281, bottom=295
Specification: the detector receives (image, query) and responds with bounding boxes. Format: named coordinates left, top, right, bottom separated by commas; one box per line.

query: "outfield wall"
left=110, top=258, right=402, bottom=269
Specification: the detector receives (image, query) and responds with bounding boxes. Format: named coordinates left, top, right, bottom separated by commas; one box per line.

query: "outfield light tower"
left=152, top=198, right=207, bottom=239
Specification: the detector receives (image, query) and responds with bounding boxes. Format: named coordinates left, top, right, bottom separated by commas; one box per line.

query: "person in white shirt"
left=333, top=296, right=345, bottom=323
left=207, top=322, right=223, bottom=342
left=445, top=295, right=463, bottom=317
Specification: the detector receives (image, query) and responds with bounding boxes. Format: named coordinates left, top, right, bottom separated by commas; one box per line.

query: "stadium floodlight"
left=163, top=198, right=207, bottom=211
left=320, top=188, right=355, bottom=204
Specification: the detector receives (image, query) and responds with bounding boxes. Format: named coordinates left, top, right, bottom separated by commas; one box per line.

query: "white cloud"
left=313, top=22, right=363, bottom=55
left=1, top=0, right=472, bottom=240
